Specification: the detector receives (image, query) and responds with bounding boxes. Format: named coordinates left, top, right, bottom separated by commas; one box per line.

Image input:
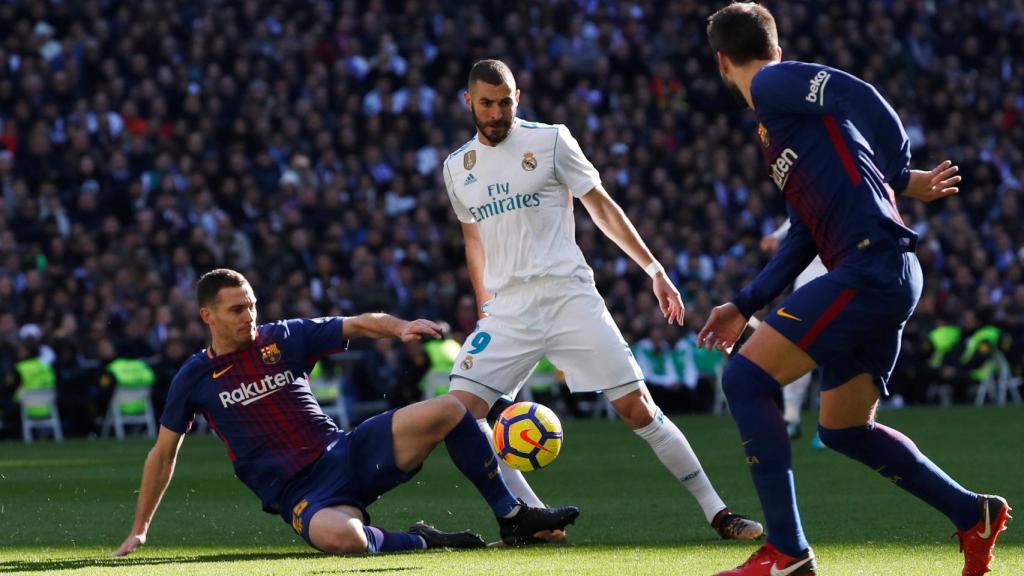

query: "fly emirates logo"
left=467, top=181, right=541, bottom=223
left=219, top=370, right=296, bottom=407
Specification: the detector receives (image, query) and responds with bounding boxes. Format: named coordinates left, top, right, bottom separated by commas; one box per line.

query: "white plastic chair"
left=974, top=352, right=1023, bottom=406
left=101, top=387, right=156, bottom=439
left=20, top=388, right=63, bottom=443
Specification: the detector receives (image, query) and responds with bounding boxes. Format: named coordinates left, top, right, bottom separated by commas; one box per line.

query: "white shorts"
left=449, top=276, right=644, bottom=402
left=795, top=256, right=828, bottom=289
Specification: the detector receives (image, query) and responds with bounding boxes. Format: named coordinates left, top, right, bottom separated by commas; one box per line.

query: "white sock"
left=634, top=410, right=726, bottom=523
left=477, top=418, right=545, bottom=508
left=783, top=373, right=812, bottom=424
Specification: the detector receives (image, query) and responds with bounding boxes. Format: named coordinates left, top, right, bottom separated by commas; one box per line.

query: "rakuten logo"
left=770, top=149, right=799, bottom=190
left=219, top=370, right=296, bottom=407
left=805, top=70, right=831, bottom=106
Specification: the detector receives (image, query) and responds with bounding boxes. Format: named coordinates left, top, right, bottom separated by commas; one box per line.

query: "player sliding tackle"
left=114, top=269, right=578, bottom=557
left=442, top=59, right=762, bottom=542
left=699, top=4, right=1010, bottom=576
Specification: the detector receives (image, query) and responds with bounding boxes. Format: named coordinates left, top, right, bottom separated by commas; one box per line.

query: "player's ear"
left=775, top=46, right=783, bottom=61
left=514, top=88, right=521, bottom=104
left=199, top=306, right=214, bottom=327
left=717, top=51, right=729, bottom=74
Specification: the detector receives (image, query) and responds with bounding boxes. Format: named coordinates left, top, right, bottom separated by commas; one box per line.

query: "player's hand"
left=113, top=532, right=146, bottom=557
left=760, top=235, right=781, bottom=253
left=399, top=319, right=443, bottom=342
left=652, top=274, right=685, bottom=326
left=477, top=292, right=493, bottom=320
left=697, top=303, right=748, bottom=354
left=903, top=160, right=960, bottom=202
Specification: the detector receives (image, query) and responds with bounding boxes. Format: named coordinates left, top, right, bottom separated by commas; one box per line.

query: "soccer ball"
left=493, top=402, right=563, bottom=472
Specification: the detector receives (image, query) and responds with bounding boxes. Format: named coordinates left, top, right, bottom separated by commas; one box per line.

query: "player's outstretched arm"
left=902, top=160, right=961, bottom=202
left=342, top=313, right=442, bottom=343
left=579, top=185, right=685, bottom=325
left=113, top=426, right=185, bottom=557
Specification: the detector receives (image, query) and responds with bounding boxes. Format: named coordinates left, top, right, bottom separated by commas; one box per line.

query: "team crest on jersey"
left=757, top=123, right=770, bottom=148
left=521, top=152, right=537, bottom=171
left=464, top=150, right=476, bottom=170
left=260, top=343, right=282, bottom=365
left=461, top=355, right=474, bottom=370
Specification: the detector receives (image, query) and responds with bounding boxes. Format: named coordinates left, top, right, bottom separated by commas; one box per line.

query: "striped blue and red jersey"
left=733, top=60, right=920, bottom=318
left=161, top=318, right=348, bottom=513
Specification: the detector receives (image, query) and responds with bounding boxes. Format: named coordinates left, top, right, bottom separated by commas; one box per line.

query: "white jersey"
left=442, top=119, right=600, bottom=294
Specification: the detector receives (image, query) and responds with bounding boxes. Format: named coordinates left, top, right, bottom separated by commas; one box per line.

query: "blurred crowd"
left=2, top=0, right=1022, bottom=438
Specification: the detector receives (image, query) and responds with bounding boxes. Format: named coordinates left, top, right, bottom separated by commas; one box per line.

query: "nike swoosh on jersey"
left=519, top=430, right=554, bottom=453
left=770, top=556, right=813, bottom=576
left=213, top=365, right=234, bottom=379
left=977, top=500, right=992, bottom=538
left=776, top=308, right=802, bottom=321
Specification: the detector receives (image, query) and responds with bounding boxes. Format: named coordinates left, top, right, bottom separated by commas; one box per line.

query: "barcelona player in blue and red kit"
left=114, top=269, right=578, bottom=558
left=699, top=4, right=1010, bottom=576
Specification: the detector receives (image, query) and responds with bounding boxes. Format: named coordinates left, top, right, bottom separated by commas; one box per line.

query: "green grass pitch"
left=1, top=405, right=1021, bottom=575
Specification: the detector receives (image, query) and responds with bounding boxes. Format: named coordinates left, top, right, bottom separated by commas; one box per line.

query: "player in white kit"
left=441, top=59, right=763, bottom=542
left=761, top=219, right=827, bottom=443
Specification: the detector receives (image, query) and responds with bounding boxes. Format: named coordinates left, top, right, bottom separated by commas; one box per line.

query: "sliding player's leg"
left=390, top=394, right=579, bottom=546
left=283, top=408, right=484, bottom=555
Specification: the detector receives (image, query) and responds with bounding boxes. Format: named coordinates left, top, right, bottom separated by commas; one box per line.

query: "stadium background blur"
left=1, top=0, right=1022, bottom=439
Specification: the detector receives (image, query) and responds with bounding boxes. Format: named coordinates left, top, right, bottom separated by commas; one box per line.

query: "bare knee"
left=431, top=394, right=468, bottom=432
left=449, top=388, right=491, bottom=419
left=612, top=389, right=657, bottom=429
left=313, top=524, right=368, bottom=555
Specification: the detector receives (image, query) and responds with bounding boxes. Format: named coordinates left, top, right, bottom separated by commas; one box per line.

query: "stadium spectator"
left=1, top=0, right=1021, bottom=437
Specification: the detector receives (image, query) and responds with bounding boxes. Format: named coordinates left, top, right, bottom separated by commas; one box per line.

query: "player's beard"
left=723, top=76, right=749, bottom=109
left=471, top=104, right=513, bottom=144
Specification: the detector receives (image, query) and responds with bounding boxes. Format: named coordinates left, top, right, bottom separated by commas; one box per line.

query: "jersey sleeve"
left=752, top=63, right=912, bottom=192
left=553, top=125, right=601, bottom=198
left=443, top=160, right=475, bottom=223
left=731, top=215, right=819, bottom=318
left=160, top=365, right=196, bottom=433
left=287, top=317, right=348, bottom=366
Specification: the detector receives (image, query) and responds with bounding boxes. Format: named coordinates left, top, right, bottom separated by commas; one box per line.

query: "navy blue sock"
left=818, top=422, right=979, bottom=530
left=723, top=355, right=809, bottom=557
left=444, top=409, right=519, bottom=517
left=363, top=526, right=426, bottom=553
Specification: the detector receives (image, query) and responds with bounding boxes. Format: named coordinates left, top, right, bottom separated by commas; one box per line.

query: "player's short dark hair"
left=196, top=268, right=248, bottom=308
left=707, top=2, right=779, bottom=65
left=467, top=59, right=515, bottom=89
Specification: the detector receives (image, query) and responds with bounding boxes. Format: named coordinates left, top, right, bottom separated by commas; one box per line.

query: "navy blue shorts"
left=764, top=247, right=922, bottom=396
left=277, top=410, right=419, bottom=548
